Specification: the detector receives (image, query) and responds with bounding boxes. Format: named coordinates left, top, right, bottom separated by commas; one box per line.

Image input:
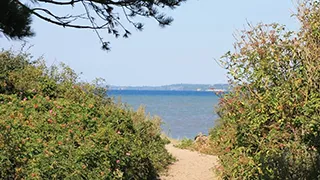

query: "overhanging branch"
left=7, top=0, right=186, bottom=50
left=15, top=0, right=108, bottom=29
left=36, top=0, right=82, bottom=5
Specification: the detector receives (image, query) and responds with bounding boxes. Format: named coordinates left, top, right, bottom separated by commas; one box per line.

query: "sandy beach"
left=160, top=144, right=219, bottom=180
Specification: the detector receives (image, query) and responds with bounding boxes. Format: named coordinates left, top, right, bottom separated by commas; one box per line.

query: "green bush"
left=176, top=138, right=193, bottom=149
left=211, top=1, right=320, bottom=179
left=0, top=50, right=30, bottom=94
left=0, top=50, right=173, bottom=179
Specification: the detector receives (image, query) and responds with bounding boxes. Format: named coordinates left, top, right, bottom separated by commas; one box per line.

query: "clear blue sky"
left=1, top=1, right=299, bottom=86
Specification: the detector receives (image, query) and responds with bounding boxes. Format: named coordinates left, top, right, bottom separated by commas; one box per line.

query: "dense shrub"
left=0, top=50, right=173, bottom=179
left=175, top=135, right=217, bottom=155
left=211, top=1, right=320, bottom=179
left=0, top=50, right=29, bottom=94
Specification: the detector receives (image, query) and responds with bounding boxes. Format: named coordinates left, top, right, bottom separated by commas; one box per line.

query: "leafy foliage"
left=211, top=1, right=320, bottom=179
left=0, top=50, right=30, bottom=94
left=0, top=0, right=34, bottom=39
left=175, top=135, right=216, bottom=155
left=176, top=138, right=193, bottom=149
left=0, top=50, right=174, bottom=179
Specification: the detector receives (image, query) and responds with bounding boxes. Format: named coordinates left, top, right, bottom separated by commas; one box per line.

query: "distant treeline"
left=110, top=83, right=229, bottom=91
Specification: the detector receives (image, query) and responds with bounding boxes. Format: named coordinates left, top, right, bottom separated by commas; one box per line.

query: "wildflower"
left=126, top=152, right=131, bottom=156
left=116, top=160, right=120, bottom=164
left=117, top=130, right=121, bottom=134
left=279, top=143, right=285, bottom=148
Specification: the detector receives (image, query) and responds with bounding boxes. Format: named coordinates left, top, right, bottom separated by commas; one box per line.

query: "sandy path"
left=160, top=144, right=219, bottom=180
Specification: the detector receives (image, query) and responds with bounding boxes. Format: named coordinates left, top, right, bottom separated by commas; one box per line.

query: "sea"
left=107, top=90, right=220, bottom=139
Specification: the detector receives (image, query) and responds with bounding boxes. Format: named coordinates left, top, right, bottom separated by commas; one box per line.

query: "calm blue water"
left=107, top=90, right=220, bottom=139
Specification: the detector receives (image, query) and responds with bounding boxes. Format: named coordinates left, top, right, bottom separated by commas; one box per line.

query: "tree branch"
left=36, top=0, right=82, bottom=5
left=32, top=7, right=84, bottom=22
left=32, top=9, right=107, bottom=29
left=8, top=0, right=185, bottom=50
left=81, top=1, right=109, bottom=50
left=15, top=0, right=108, bottom=29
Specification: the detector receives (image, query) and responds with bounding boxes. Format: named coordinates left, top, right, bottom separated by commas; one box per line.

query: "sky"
left=1, top=0, right=299, bottom=86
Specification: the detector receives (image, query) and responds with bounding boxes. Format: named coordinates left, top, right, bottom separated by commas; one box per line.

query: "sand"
left=160, top=144, right=219, bottom=180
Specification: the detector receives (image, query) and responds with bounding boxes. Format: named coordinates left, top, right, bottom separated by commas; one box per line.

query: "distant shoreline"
left=109, top=83, right=229, bottom=92
left=109, top=89, right=229, bottom=93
